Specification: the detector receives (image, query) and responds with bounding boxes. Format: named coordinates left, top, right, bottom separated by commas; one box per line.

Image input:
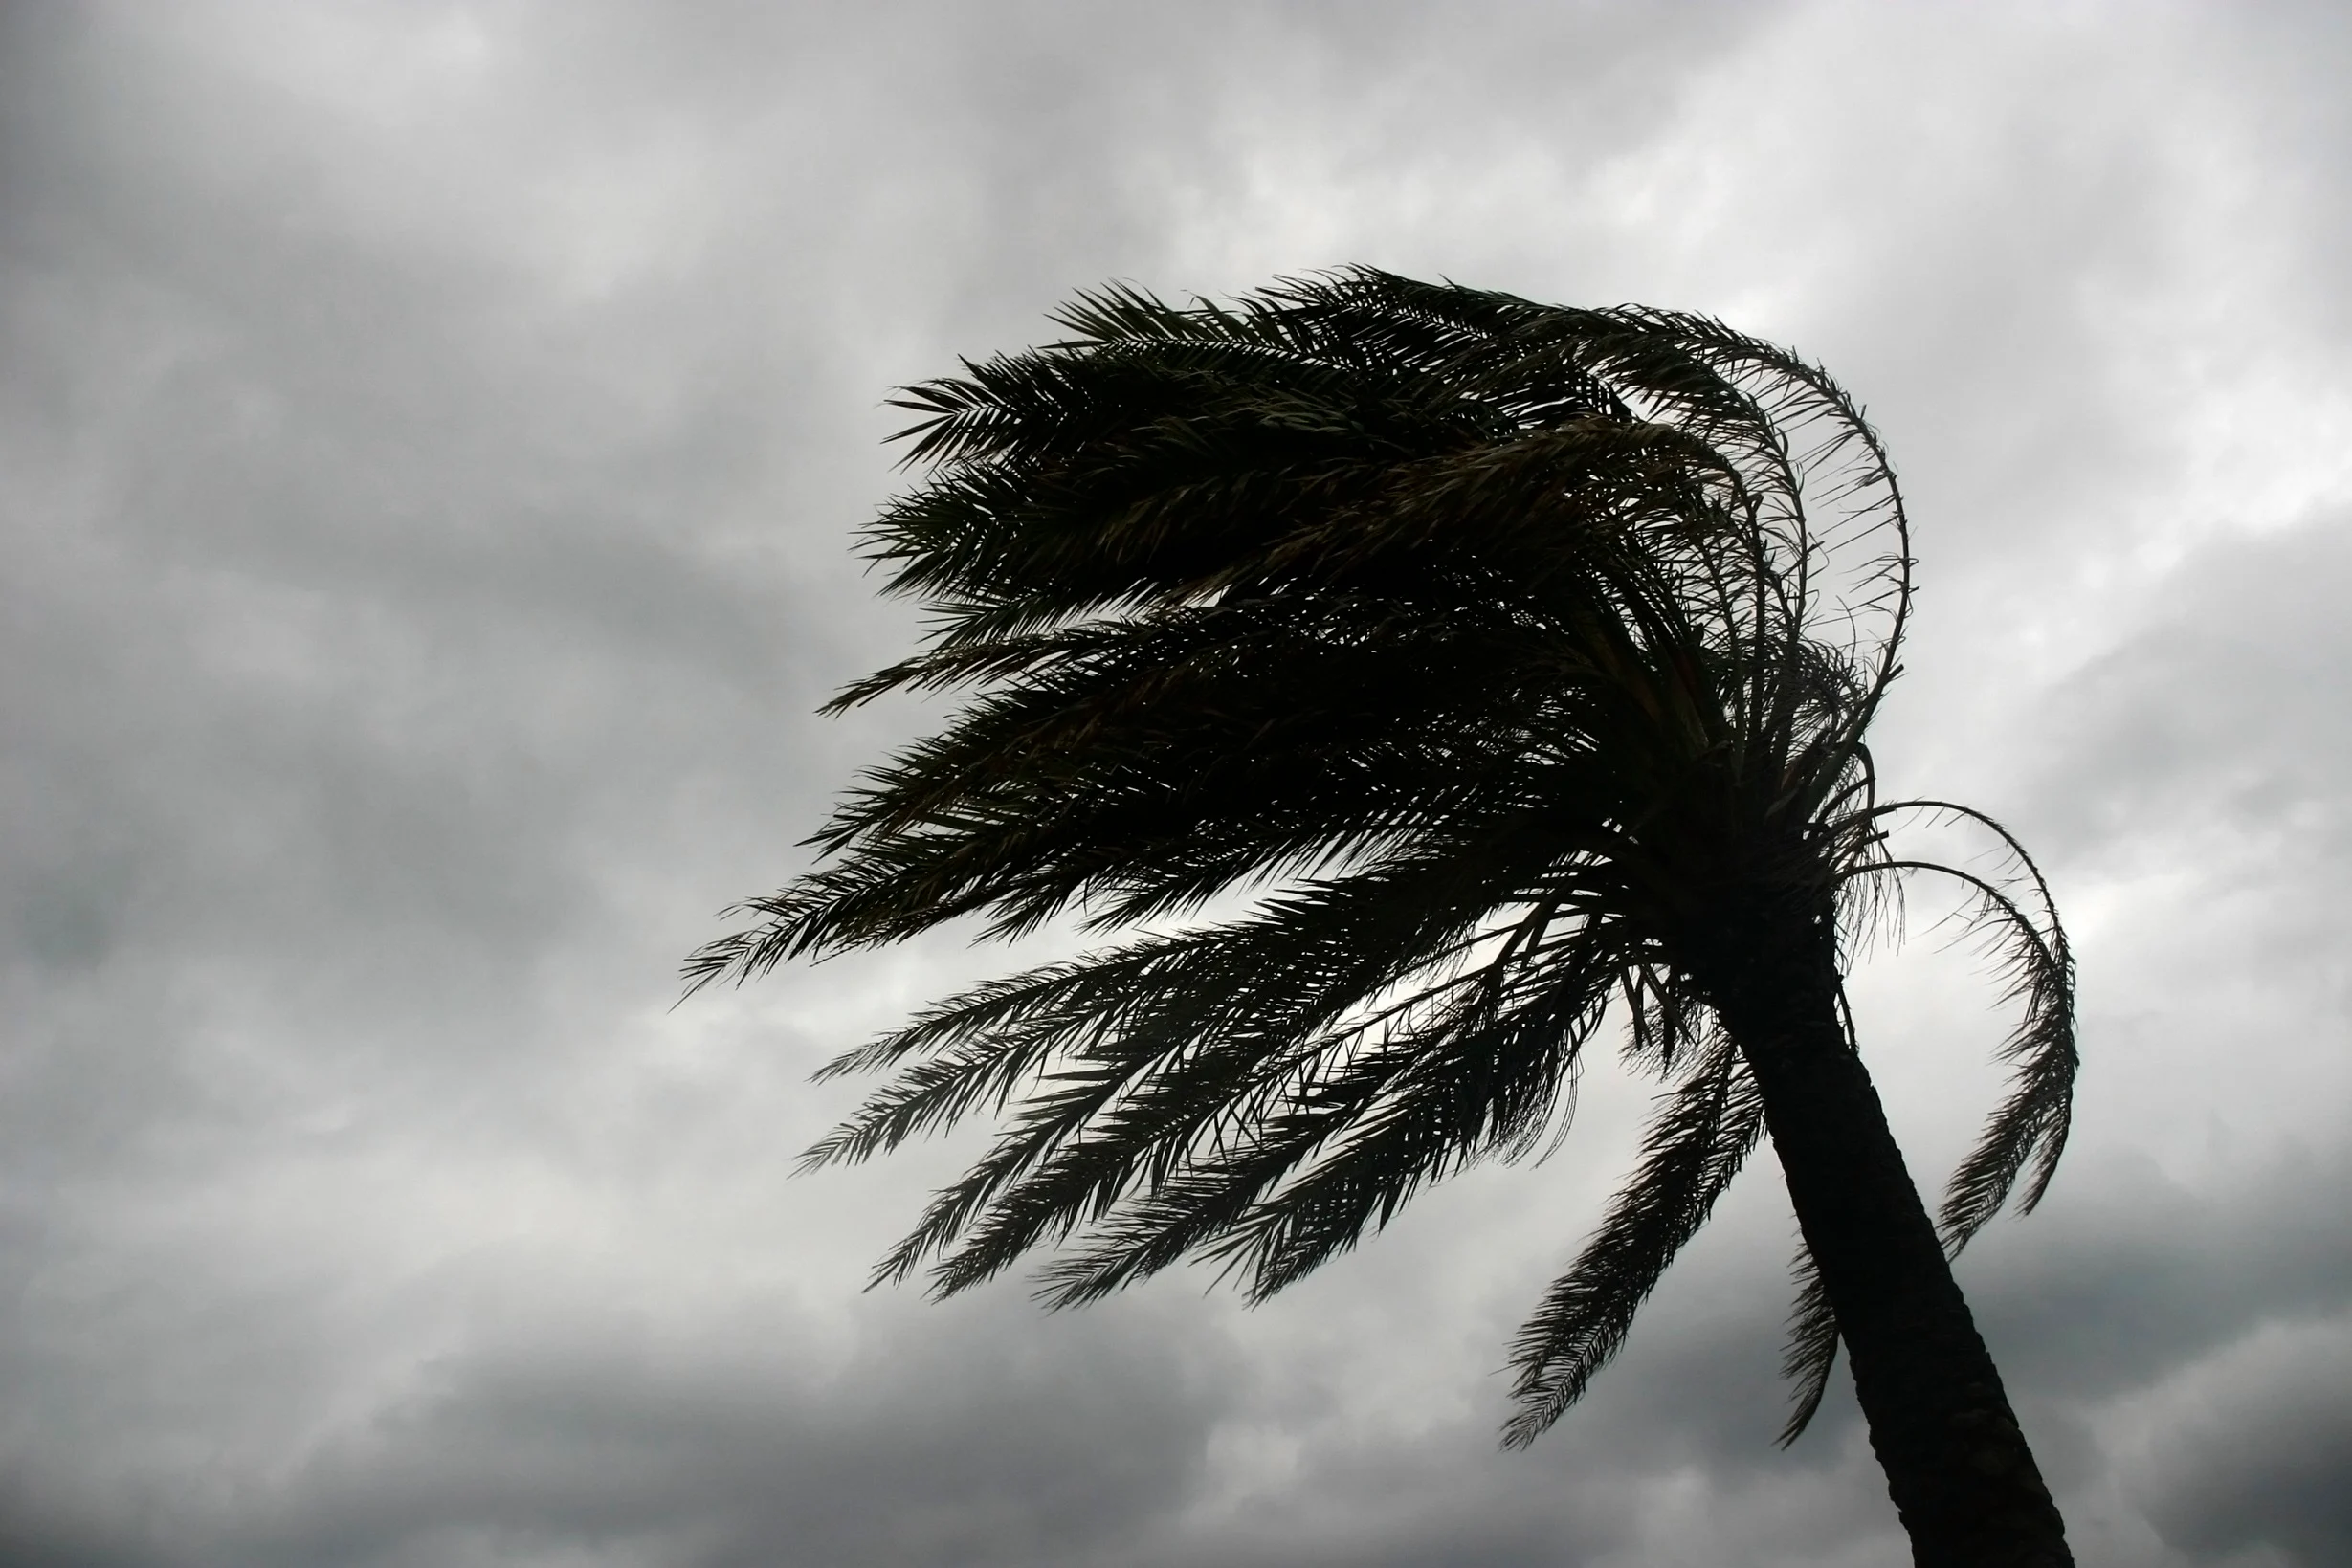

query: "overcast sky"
left=1, top=2, right=2348, bottom=1564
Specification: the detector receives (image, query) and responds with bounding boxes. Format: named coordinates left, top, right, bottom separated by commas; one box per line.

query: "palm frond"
left=1501, top=1033, right=1763, bottom=1447
left=1840, top=801, right=2076, bottom=1250
left=1775, top=1245, right=1841, bottom=1446
left=916, top=899, right=1618, bottom=1301
left=797, top=844, right=1601, bottom=1292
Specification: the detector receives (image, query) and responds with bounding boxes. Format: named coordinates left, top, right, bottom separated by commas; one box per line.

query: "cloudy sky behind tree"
left=0, top=2, right=2346, bottom=1564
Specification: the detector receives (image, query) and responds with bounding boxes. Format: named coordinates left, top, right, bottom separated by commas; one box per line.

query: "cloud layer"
left=1, top=2, right=2348, bottom=1563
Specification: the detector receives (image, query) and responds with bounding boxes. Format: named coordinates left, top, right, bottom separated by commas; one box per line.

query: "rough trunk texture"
left=1697, top=895, right=2072, bottom=1568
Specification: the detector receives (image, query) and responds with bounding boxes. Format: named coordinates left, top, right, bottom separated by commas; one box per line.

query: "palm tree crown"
left=691, top=269, right=2077, bottom=1563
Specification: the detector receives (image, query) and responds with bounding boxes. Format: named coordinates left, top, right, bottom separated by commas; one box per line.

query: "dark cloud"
left=0, top=2, right=2347, bottom=1565
left=0, top=1292, right=1220, bottom=1568
left=2126, top=1315, right=2352, bottom=1568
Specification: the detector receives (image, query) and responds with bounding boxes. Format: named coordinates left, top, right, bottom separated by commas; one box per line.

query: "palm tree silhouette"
left=690, top=270, right=2077, bottom=1567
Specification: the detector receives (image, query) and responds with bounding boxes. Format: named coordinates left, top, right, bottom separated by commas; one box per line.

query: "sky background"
left=1, top=2, right=2348, bottom=1564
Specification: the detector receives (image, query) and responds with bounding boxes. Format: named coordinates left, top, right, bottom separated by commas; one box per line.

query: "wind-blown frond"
left=1776, top=1246, right=1841, bottom=1446
left=1032, top=943, right=1614, bottom=1308
left=1840, top=803, right=2077, bottom=1252
left=809, top=858, right=1574, bottom=1286
left=1502, top=1032, right=1763, bottom=1447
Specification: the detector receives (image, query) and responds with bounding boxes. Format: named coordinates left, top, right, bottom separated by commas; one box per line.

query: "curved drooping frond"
left=1503, top=1027, right=1763, bottom=1447
left=1840, top=803, right=2077, bottom=1251
left=694, top=271, right=2072, bottom=1465
left=1776, top=1247, right=1842, bottom=1446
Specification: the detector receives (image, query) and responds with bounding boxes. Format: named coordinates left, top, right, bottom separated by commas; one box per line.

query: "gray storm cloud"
left=0, top=2, right=2347, bottom=1565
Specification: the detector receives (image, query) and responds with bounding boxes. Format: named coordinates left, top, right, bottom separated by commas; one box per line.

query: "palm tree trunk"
left=1697, top=899, right=2072, bottom=1568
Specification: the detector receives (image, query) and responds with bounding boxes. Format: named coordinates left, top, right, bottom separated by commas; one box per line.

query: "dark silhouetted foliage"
left=693, top=270, right=2076, bottom=1566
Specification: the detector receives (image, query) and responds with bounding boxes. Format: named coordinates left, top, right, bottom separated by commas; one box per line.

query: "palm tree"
left=688, top=270, right=2077, bottom=1567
